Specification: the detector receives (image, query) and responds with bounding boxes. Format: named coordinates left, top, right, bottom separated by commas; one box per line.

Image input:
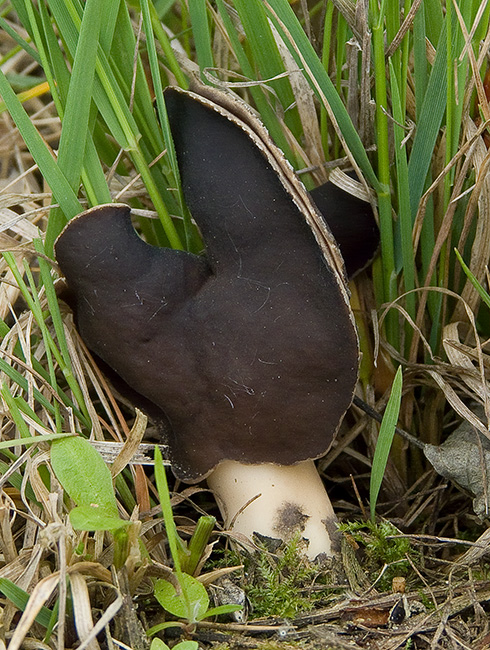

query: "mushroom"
left=55, top=85, right=376, bottom=561
left=309, top=175, right=378, bottom=278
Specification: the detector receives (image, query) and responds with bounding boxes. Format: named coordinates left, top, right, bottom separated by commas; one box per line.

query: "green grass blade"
left=149, top=6, right=188, bottom=89
left=0, top=318, right=10, bottom=338
left=1, top=382, right=31, bottom=438
left=215, top=0, right=297, bottom=164
left=44, top=0, right=105, bottom=250
left=9, top=1, right=32, bottom=40
left=38, top=0, right=112, bottom=224
left=264, top=0, right=379, bottom=190
left=140, top=0, right=191, bottom=245
left=0, top=15, right=40, bottom=64
left=390, top=60, right=415, bottom=321
left=370, top=1, right=396, bottom=340
left=233, top=0, right=300, bottom=136
left=0, top=356, right=56, bottom=417
left=109, top=1, right=167, bottom=156
left=47, top=0, right=130, bottom=148
left=370, top=367, right=403, bottom=521
left=54, top=0, right=104, bottom=190
left=79, top=137, right=113, bottom=208
left=32, top=0, right=65, bottom=111
left=13, top=395, right=51, bottom=430
left=22, top=260, right=62, bottom=430
left=0, top=69, right=81, bottom=219
left=334, top=11, right=348, bottom=116
left=0, top=345, right=87, bottom=424
left=154, top=446, right=184, bottom=577
left=98, top=0, right=120, bottom=53
left=0, top=431, right=75, bottom=451
left=473, top=0, right=490, bottom=42
left=454, top=249, right=490, bottom=310
left=46, top=0, right=183, bottom=249
left=320, top=0, right=334, bottom=157
left=408, top=21, right=447, bottom=220
left=2, top=251, right=89, bottom=426
left=423, top=0, right=444, bottom=46
left=0, top=578, right=53, bottom=628
left=33, top=242, right=76, bottom=378
left=413, top=2, right=428, bottom=122
left=153, top=0, right=175, bottom=17
left=188, top=0, right=214, bottom=71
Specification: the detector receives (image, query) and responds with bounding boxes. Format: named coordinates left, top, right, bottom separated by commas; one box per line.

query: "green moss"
left=234, top=535, right=340, bottom=619
left=210, top=639, right=343, bottom=650
left=339, top=519, right=413, bottom=591
left=246, top=541, right=313, bottom=617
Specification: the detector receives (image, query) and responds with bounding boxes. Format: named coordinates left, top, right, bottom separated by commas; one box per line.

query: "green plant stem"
left=150, top=8, right=188, bottom=88
left=320, top=1, right=334, bottom=158
left=333, top=14, right=347, bottom=160
left=184, top=516, right=216, bottom=576
left=370, top=0, right=397, bottom=343
left=154, top=447, right=191, bottom=611
left=141, top=0, right=192, bottom=248
left=389, top=61, right=415, bottom=325
left=188, top=0, right=213, bottom=71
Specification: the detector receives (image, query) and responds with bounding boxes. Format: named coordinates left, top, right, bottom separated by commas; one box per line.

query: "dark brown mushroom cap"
left=55, top=87, right=359, bottom=483
left=310, top=178, right=378, bottom=278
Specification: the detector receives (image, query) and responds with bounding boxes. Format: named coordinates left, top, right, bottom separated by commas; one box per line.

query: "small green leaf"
left=173, top=642, right=199, bottom=650
left=51, top=436, right=119, bottom=518
left=148, top=627, right=201, bottom=648
left=150, top=640, right=170, bottom=650
left=69, top=505, right=128, bottom=532
left=370, top=367, right=403, bottom=521
left=200, top=603, right=243, bottom=619
left=154, top=574, right=209, bottom=623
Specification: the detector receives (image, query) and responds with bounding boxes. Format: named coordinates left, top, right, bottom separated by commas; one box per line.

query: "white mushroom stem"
left=207, top=459, right=340, bottom=561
